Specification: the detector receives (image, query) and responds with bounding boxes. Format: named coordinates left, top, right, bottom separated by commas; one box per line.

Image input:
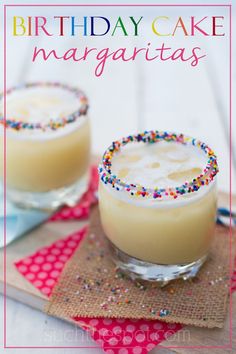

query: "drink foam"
left=0, top=85, right=86, bottom=140
left=103, top=141, right=214, bottom=208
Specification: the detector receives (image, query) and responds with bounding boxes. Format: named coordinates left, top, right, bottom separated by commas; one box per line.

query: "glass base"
left=108, top=239, right=207, bottom=283
left=6, top=172, right=89, bottom=211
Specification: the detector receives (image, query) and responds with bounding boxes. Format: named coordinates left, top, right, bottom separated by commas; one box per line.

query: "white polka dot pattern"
left=15, top=224, right=183, bottom=353
left=15, top=227, right=87, bottom=296
left=73, top=316, right=182, bottom=353
left=14, top=197, right=194, bottom=354
left=14, top=184, right=236, bottom=354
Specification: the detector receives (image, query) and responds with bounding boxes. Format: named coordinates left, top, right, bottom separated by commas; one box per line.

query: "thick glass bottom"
left=6, top=172, right=89, bottom=211
left=108, top=238, right=207, bottom=283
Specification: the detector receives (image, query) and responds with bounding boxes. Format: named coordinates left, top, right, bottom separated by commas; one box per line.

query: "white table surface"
left=1, top=0, right=235, bottom=351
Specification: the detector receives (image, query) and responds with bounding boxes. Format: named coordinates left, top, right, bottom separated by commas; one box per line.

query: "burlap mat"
left=45, top=206, right=234, bottom=328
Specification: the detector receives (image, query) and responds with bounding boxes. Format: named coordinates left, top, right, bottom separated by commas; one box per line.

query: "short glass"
left=0, top=82, right=91, bottom=210
left=98, top=131, right=219, bottom=282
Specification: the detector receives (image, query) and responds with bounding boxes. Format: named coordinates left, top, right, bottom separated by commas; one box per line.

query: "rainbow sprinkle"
left=98, top=131, right=219, bottom=200
left=0, top=82, right=88, bottom=131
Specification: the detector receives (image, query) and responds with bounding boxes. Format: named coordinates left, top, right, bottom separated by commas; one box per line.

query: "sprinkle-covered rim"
left=0, top=82, right=89, bottom=131
left=98, top=131, right=219, bottom=200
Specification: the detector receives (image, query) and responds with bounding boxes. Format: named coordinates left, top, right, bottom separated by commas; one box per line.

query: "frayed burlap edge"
left=45, top=206, right=234, bottom=329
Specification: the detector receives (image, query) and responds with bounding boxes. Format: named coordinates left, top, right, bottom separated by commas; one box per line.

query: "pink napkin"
left=49, top=165, right=98, bottom=221
left=15, top=227, right=182, bottom=353
left=14, top=166, right=235, bottom=352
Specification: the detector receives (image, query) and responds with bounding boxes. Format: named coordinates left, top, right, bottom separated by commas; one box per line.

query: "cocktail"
left=0, top=82, right=91, bottom=209
left=98, top=131, right=218, bottom=281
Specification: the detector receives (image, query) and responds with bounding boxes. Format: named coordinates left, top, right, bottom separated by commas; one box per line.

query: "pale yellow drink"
left=98, top=136, right=218, bottom=276
left=0, top=83, right=90, bottom=208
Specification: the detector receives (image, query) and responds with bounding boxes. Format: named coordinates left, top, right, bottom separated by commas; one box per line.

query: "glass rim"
left=98, top=130, right=219, bottom=201
left=0, top=82, right=89, bottom=132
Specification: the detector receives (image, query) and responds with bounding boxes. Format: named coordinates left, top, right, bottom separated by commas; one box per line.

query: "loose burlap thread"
left=45, top=206, right=233, bottom=328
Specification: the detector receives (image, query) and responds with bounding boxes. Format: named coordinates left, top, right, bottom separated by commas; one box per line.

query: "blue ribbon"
left=0, top=192, right=51, bottom=248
